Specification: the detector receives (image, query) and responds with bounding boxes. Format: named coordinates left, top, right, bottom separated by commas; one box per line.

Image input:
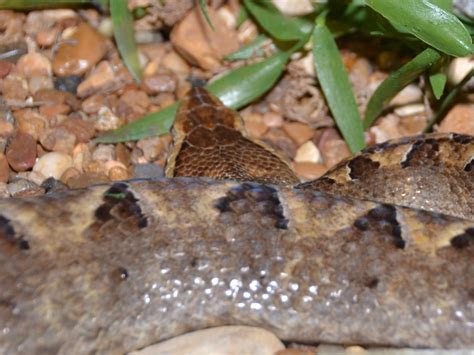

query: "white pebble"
left=33, top=152, right=72, bottom=179
left=129, top=326, right=284, bottom=355
left=294, top=141, right=322, bottom=163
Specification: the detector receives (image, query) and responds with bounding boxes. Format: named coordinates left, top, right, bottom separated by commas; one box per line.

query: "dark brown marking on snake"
left=214, top=183, right=288, bottom=229
left=364, top=276, right=379, bottom=289
left=465, top=158, right=473, bottom=172
left=348, top=156, right=380, bottom=180
left=450, top=228, right=474, bottom=249
left=296, top=176, right=336, bottom=190
left=95, top=182, right=148, bottom=229
left=355, top=204, right=405, bottom=249
left=452, top=133, right=474, bottom=144
left=401, top=139, right=441, bottom=168
left=0, top=214, right=29, bottom=251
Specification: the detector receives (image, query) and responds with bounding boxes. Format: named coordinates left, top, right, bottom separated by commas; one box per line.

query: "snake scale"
left=0, top=87, right=473, bottom=354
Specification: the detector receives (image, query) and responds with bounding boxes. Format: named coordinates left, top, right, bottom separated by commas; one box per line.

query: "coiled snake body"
left=0, top=88, right=473, bottom=353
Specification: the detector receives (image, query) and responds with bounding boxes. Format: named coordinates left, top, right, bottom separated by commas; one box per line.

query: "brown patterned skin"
left=0, top=87, right=474, bottom=353
left=0, top=179, right=473, bottom=354
left=166, top=87, right=299, bottom=185
left=298, top=133, right=474, bottom=220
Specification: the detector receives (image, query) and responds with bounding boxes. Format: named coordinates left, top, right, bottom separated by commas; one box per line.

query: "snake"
left=0, top=87, right=473, bottom=354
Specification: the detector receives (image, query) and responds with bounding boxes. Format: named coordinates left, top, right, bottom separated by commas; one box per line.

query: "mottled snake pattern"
left=0, top=88, right=473, bottom=354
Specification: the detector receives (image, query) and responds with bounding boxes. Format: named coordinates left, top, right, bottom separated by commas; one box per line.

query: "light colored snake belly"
left=0, top=88, right=473, bottom=353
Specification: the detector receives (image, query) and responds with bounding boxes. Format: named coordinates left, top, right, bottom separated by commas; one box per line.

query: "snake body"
left=0, top=88, right=473, bottom=353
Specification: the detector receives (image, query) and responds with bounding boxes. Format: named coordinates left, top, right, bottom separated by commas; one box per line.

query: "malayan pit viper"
left=0, top=87, right=473, bottom=354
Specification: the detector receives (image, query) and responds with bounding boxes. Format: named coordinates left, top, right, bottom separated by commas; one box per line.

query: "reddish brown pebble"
left=142, top=72, right=178, bottom=94
left=16, top=52, right=52, bottom=78
left=53, top=22, right=108, bottom=77
left=76, top=61, right=115, bottom=98
left=0, top=60, right=14, bottom=78
left=60, top=118, right=95, bottom=143
left=170, top=7, right=239, bottom=70
left=263, top=111, right=283, bottom=128
left=438, top=103, right=474, bottom=136
left=243, top=113, right=268, bottom=138
left=6, top=131, right=37, bottom=172
left=81, top=94, right=105, bottom=114
left=39, top=103, right=71, bottom=118
left=40, top=127, right=76, bottom=153
left=282, top=122, right=315, bottom=146
left=14, top=109, right=48, bottom=140
left=0, top=76, right=29, bottom=101
left=294, top=162, right=327, bottom=181
left=318, top=128, right=351, bottom=168
left=59, top=166, right=81, bottom=185
left=34, top=88, right=80, bottom=109
left=0, top=153, right=9, bottom=183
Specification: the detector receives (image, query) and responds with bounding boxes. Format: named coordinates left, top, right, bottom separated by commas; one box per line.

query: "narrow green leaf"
left=224, top=34, right=268, bottom=61
left=366, top=0, right=472, bottom=57
left=207, top=51, right=289, bottom=108
left=424, top=68, right=474, bottom=132
left=364, top=48, right=441, bottom=128
left=312, top=23, right=365, bottom=153
left=95, top=52, right=289, bottom=143
left=110, top=0, right=143, bottom=83
left=0, top=0, right=97, bottom=9
left=429, top=72, right=447, bottom=99
left=236, top=5, right=249, bottom=27
left=243, top=0, right=313, bottom=41
left=198, top=0, right=215, bottom=31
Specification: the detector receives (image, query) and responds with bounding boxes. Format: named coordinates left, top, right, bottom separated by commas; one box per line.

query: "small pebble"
left=95, top=106, right=125, bottom=131
left=390, top=84, right=423, bottom=106
left=447, top=56, right=474, bottom=86
left=170, top=6, right=239, bottom=70
left=6, top=131, right=37, bottom=172
left=40, top=127, right=76, bottom=153
left=282, top=122, right=315, bottom=146
left=129, top=326, right=284, bottom=355
left=394, top=103, right=425, bottom=117
left=136, top=135, right=171, bottom=162
left=294, top=162, right=327, bottom=180
left=318, top=129, right=351, bottom=168
left=16, top=52, right=52, bottom=78
left=53, top=22, right=108, bottom=77
left=142, top=72, right=178, bottom=94
left=76, top=61, right=115, bottom=98
left=7, top=178, right=44, bottom=197
left=0, top=153, right=9, bottom=183
left=294, top=141, right=322, bottom=163
left=92, top=144, right=115, bottom=162
left=263, top=112, right=283, bottom=128
left=33, top=152, right=73, bottom=179
left=438, top=103, right=474, bottom=135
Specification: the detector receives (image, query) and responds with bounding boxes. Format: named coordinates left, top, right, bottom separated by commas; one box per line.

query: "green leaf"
left=366, top=0, right=472, bottom=57
left=424, top=68, right=474, bottom=132
left=224, top=34, right=268, bottom=61
left=198, top=0, right=215, bottom=31
left=0, top=0, right=108, bottom=9
left=312, top=22, right=365, bottom=153
left=428, top=0, right=452, bottom=12
left=364, top=48, right=441, bottom=128
left=243, top=0, right=313, bottom=41
left=95, top=51, right=290, bottom=143
left=429, top=72, right=447, bottom=99
left=236, top=5, right=249, bottom=27
left=110, top=0, right=143, bottom=83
